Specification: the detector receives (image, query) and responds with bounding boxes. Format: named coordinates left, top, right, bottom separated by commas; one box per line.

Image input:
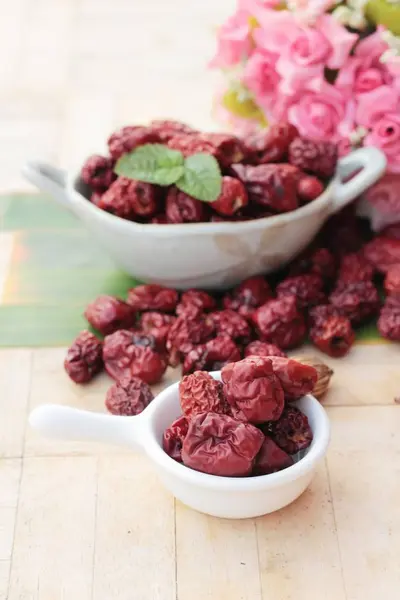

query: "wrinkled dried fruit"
left=289, top=137, right=338, bottom=179
left=265, top=405, right=313, bottom=455
left=105, top=375, right=154, bottom=416
left=84, top=295, right=136, bottom=336
left=384, top=265, right=400, bottom=296
left=211, top=176, right=248, bottom=216
left=381, top=223, right=400, bottom=240
left=378, top=297, right=400, bottom=341
left=176, top=290, right=216, bottom=318
left=222, top=356, right=285, bottom=424
left=163, top=415, right=189, bottom=462
left=308, top=304, right=340, bottom=327
left=99, top=177, right=159, bottom=219
left=81, top=154, right=115, bottom=191
left=182, top=335, right=241, bottom=375
left=167, top=135, right=218, bottom=159
left=310, top=315, right=355, bottom=358
left=233, top=163, right=299, bottom=213
left=127, top=284, right=178, bottom=312
left=108, top=125, right=162, bottom=159
left=330, top=280, right=380, bottom=324
left=211, top=309, right=251, bottom=345
left=179, top=371, right=225, bottom=416
left=253, top=296, right=306, bottom=349
left=363, top=236, right=400, bottom=273
left=252, top=436, right=293, bottom=476
left=103, top=329, right=167, bottom=384
left=268, top=356, right=318, bottom=400
left=245, top=122, right=299, bottom=164
left=139, top=312, right=176, bottom=349
left=289, top=247, right=336, bottom=281
left=244, top=340, right=287, bottom=358
left=149, top=119, right=198, bottom=141
left=182, top=412, right=264, bottom=477
left=165, top=186, right=206, bottom=223
left=64, top=330, right=103, bottom=383
left=290, top=355, right=334, bottom=400
left=167, top=314, right=215, bottom=365
left=276, top=274, right=325, bottom=309
left=223, top=276, right=273, bottom=319
left=297, top=176, right=324, bottom=203
left=337, top=253, right=374, bottom=283
left=198, top=133, right=246, bottom=166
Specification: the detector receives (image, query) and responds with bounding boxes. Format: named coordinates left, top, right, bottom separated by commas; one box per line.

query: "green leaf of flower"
left=176, top=153, right=222, bottom=202
left=114, top=144, right=184, bottom=186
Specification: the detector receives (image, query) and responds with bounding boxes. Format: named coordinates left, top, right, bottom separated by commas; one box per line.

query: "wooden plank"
left=0, top=350, right=32, bottom=458
left=176, top=503, right=262, bottom=600
left=92, top=455, right=176, bottom=600
left=0, top=459, right=21, bottom=572
left=8, top=456, right=97, bottom=600
left=0, top=459, right=21, bottom=507
left=0, top=561, right=10, bottom=600
left=256, top=465, right=346, bottom=600
left=327, top=405, right=400, bottom=600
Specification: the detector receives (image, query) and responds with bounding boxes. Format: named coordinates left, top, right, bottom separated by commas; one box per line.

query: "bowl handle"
left=329, top=147, right=387, bottom=215
left=22, top=160, right=72, bottom=210
left=29, top=404, right=146, bottom=453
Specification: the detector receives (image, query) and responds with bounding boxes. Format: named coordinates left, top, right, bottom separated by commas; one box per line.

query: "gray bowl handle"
left=22, top=160, right=72, bottom=209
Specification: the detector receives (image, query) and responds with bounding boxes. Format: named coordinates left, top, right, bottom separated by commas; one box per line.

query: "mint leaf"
left=114, top=144, right=184, bottom=186
left=176, top=154, right=222, bottom=202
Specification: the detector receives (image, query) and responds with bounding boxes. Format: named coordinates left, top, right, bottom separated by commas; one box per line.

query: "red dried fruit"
left=320, top=209, right=365, bottom=257
left=310, top=315, right=355, bottom=357
left=64, top=330, right=103, bottom=383
left=381, top=223, right=400, bottom=240
left=245, top=122, right=299, bottom=164
left=337, top=253, right=375, bottom=283
left=99, top=177, right=159, bottom=219
left=90, top=191, right=103, bottom=207
left=297, top=176, right=324, bottom=203
left=84, top=295, right=136, bottom=336
left=165, top=186, right=206, bottom=223
left=210, top=176, right=248, bottom=216
left=167, top=135, right=218, bottom=159
left=127, top=284, right=178, bottom=312
left=252, top=436, right=293, bottom=476
left=163, top=415, right=189, bottom=462
left=233, top=163, right=299, bottom=213
left=363, top=236, right=400, bottom=273
left=289, top=137, right=338, bottom=179
left=211, top=310, right=251, bottom=345
left=384, top=265, right=400, bottom=296
left=198, top=133, right=246, bottom=166
left=182, top=335, right=241, bottom=375
left=244, top=340, right=287, bottom=358
left=181, top=412, right=264, bottom=477
left=179, top=371, right=225, bottom=417
left=329, top=280, right=380, bottom=324
left=139, top=312, right=176, bottom=331
left=308, top=304, right=341, bottom=328
left=268, top=356, right=318, bottom=400
left=103, top=329, right=167, bottom=384
left=265, top=405, right=313, bottom=455
left=223, top=276, right=273, bottom=319
left=289, top=247, right=336, bottom=281
left=276, top=274, right=325, bottom=309
left=176, top=290, right=216, bottom=318
left=252, top=296, right=306, bottom=349
left=108, top=126, right=162, bottom=159
left=167, top=314, right=215, bottom=366
left=221, top=356, right=285, bottom=424
left=149, top=119, right=198, bottom=142
left=377, top=298, right=400, bottom=341
left=81, top=155, right=115, bottom=191
left=105, top=375, right=154, bottom=416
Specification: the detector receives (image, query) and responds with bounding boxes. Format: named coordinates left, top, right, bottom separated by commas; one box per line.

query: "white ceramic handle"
left=29, top=404, right=146, bottom=452
left=330, top=147, right=387, bottom=214
left=22, top=160, right=71, bottom=209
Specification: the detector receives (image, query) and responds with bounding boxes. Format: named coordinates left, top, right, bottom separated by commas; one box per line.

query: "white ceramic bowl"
left=23, top=147, right=386, bottom=290
left=29, top=371, right=330, bottom=519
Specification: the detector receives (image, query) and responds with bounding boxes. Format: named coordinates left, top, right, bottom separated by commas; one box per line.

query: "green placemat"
left=0, top=193, right=382, bottom=347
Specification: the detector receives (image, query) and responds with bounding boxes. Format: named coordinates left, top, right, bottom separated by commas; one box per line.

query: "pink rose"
left=209, top=9, right=253, bottom=69
left=357, top=86, right=400, bottom=173
left=280, top=80, right=355, bottom=142
left=359, top=174, right=400, bottom=232
left=242, top=50, right=280, bottom=113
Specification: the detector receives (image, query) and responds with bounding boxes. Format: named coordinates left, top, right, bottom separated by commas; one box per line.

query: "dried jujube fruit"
left=181, top=412, right=264, bottom=477
left=84, top=294, right=136, bottom=336
left=64, top=330, right=103, bottom=383
left=179, top=371, right=225, bottom=417
left=289, top=247, right=336, bottom=281
left=378, top=296, right=400, bottom=341
left=165, top=187, right=206, bottom=223
left=252, top=296, right=306, bottom=349
left=244, top=340, right=287, bottom=358
left=223, top=276, right=273, bottom=319
left=107, top=125, right=162, bottom=159
left=105, top=375, right=154, bottom=416
left=265, top=405, right=313, bottom=455
left=210, top=176, right=248, bottom=216
left=176, top=290, right=216, bottom=318
left=99, top=177, right=159, bottom=219
left=182, top=335, right=241, bottom=375
left=252, top=436, right=293, bottom=476
left=167, top=314, right=215, bottom=366
left=139, top=312, right=176, bottom=349
left=268, top=356, right=318, bottom=400
left=245, top=121, right=298, bottom=164
left=329, top=280, right=380, bottom=325
left=276, top=274, right=325, bottom=309
left=233, top=163, right=299, bottom=213
left=221, top=356, right=284, bottom=424
left=384, top=265, right=400, bottom=296
left=81, top=154, right=115, bottom=191
left=363, top=236, right=400, bottom=273
left=163, top=415, right=189, bottom=462
left=127, top=284, right=178, bottom=312
left=337, top=253, right=374, bottom=283
left=211, top=309, right=251, bottom=345
left=310, top=315, right=355, bottom=358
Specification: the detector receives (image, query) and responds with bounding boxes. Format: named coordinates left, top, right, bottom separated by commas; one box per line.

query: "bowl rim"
left=144, top=372, right=331, bottom=492
left=67, top=169, right=336, bottom=237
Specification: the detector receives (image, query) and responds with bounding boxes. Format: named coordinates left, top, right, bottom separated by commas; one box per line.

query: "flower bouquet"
left=210, top=0, right=400, bottom=229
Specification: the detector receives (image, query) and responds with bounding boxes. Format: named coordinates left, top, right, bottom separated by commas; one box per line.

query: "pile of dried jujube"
left=162, top=357, right=316, bottom=477
left=80, top=119, right=337, bottom=222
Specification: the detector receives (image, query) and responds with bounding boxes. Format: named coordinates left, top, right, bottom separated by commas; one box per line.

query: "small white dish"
left=29, top=371, right=330, bottom=519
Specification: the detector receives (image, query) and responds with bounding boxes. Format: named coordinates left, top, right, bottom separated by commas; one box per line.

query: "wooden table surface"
left=1, top=342, right=400, bottom=600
